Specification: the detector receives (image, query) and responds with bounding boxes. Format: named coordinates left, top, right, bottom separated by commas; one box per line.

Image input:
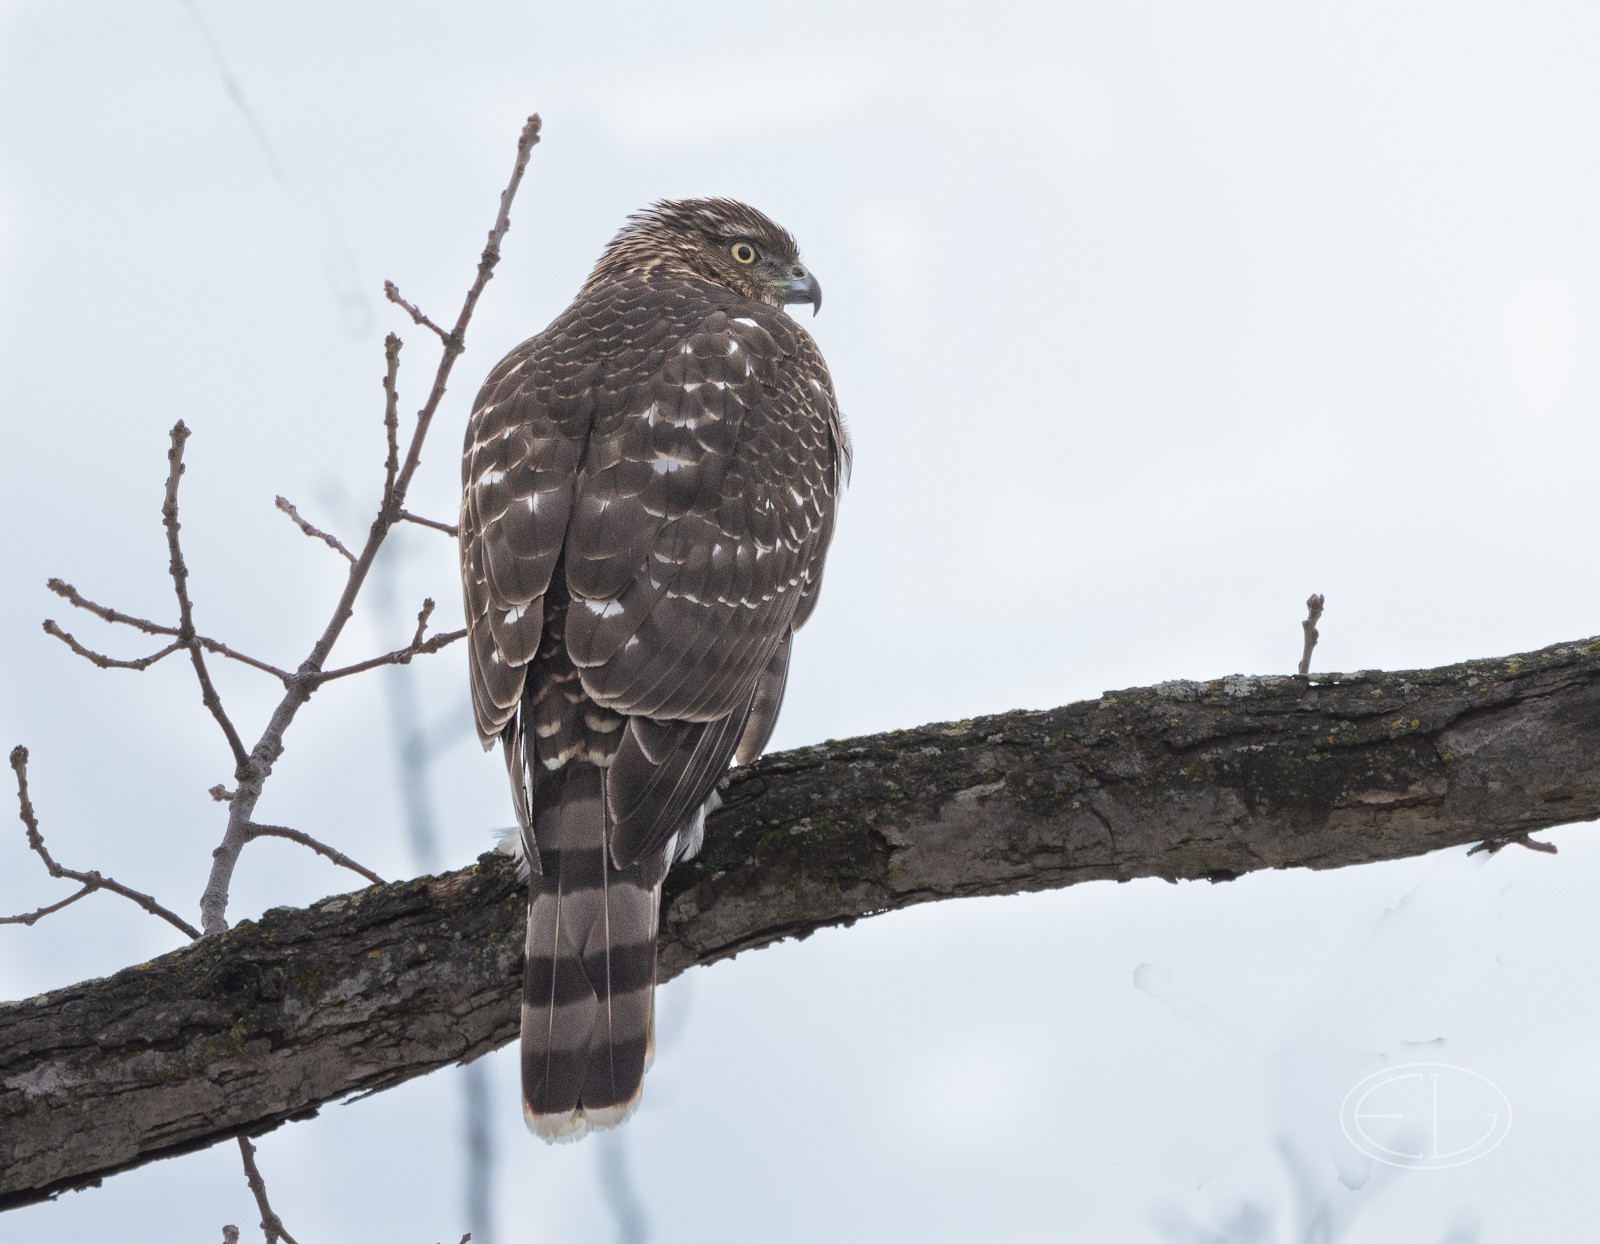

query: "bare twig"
left=210, top=785, right=237, bottom=802
left=275, top=496, right=355, bottom=563
left=224, top=1227, right=241, bottom=1244
left=43, top=588, right=295, bottom=683
left=385, top=280, right=450, bottom=342
left=1468, top=831, right=1560, bottom=857
left=381, top=333, right=402, bottom=502
left=45, top=614, right=291, bottom=684
left=41, top=621, right=182, bottom=671
left=3, top=746, right=201, bottom=939
left=244, top=823, right=386, bottom=886
left=410, top=598, right=437, bottom=648
left=45, top=578, right=172, bottom=636
left=399, top=510, right=459, bottom=538
left=1, top=883, right=98, bottom=927
left=199, top=114, right=542, bottom=935
left=237, top=1137, right=300, bottom=1244
left=163, top=423, right=252, bottom=773
left=1298, top=593, right=1325, bottom=676
left=194, top=639, right=295, bottom=682
left=316, top=626, right=467, bottom=683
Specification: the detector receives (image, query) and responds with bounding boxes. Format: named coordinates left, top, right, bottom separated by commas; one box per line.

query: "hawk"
left=459, top=199, right=848, bottom=1141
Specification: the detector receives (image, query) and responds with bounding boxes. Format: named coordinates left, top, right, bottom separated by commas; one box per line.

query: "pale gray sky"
left=3, top=2, right=1599, bottom=1240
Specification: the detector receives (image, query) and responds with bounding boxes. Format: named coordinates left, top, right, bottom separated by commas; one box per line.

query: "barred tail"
left=521, top=764, right=661, bottom=1142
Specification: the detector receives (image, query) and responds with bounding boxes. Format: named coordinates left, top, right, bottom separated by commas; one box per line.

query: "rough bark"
left=4, top=636, right=1598, bottom=1209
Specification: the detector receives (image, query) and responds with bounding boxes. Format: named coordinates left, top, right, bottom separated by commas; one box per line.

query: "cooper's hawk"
left=460, top=199, right=848, bottom=1140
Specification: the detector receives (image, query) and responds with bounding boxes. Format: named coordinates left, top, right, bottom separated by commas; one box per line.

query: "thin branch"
left=46, top=578, right=173, bottom=636
left=199, top=115, right=542, bottom=935
left=244, top=823, right=386, bottom=886
left=410, top=597, right=437, bottom=648
left=398, top=510, right=459, bottom=538
left=194, top=638, right=296, bottom=683
left=45, top=618, right=291, bottom=684
left=4, top=746, right=201, bottom=939
left=0, top=883, right=97, bottom=927
left=45, top=580, right=294, bottom=681
left=237, top=1137, right=301, bottom=1244
left=224, top=1227, right=241, bottom=1244
left=381, top=332, right=402, bottom=502
left=384, top=280, right=449, bottom=342
left=1468, top=831, right=1560, bottom=857
left=275, top=496, right=355, bottom=563
left=162, top=422, right=252, bottom=774
left=1298, top=592, right=1325, bottom=676
left=41, top=621, right=182, bottom=671
left=315, top=626, right=467, bottom=683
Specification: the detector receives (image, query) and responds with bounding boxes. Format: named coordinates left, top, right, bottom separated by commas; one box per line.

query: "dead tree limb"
left=3, top=634, right=1598, bottom=1209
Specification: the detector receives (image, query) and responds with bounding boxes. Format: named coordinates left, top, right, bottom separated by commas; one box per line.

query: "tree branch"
left=163, top=421, right=253, bottom=774
left=274, top=497, right=355, bottom=564
left=242, top=823, right=386, bottom=887
left=45, top=578, right=174, bottom=636
left=383, top=280, right=449, bottom=343
left=397, top=510, right=459, bottom=539
left=196, top=113, right=542, bottom=936
left=3, top=634, right=1598, bottom=1209
left=313, top=624, right=466, bottom=683
left=1299, top=592, right=1325, bottom=676
left=42, top=587, right=295, bottom=683
left=381, top=333, right=402, bottom=502
left=236, top=1136, right=300, bottom=1244
left=39, top=623, right=183, bottom=672
left=2, top=746, right=202, bottom=939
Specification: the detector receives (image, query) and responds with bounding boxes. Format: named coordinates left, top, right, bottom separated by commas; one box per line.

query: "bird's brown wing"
left=559, top=294, right=844, bottom=864
left=461, top=276, right=844, bottom=866
left=461, top=339, right=586, bottom=746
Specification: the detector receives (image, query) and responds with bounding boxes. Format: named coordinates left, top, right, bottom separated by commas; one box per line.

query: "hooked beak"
left=777, top=269, right=823, bottom=316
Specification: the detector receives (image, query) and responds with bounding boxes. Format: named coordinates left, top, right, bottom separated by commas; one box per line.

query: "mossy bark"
left=4, top=636, right=1598, bottom=1209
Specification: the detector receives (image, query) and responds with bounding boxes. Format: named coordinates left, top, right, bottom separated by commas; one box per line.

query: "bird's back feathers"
left=459, top=198, right=846, bottom=1139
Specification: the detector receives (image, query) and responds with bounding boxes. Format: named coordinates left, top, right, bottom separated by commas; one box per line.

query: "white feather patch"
left=492, top=823, right=530, bottom=879
left=525, top=1096, right=642, bottom=1144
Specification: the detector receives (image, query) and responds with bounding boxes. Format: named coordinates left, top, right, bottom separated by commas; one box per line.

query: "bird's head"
left=586, top=197, right=822, bottom=315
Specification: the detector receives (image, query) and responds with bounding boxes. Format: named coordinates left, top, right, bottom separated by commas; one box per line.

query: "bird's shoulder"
left=475, top=272, right=827, bottom=416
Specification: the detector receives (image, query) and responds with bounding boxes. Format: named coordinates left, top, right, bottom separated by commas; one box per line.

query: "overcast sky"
left=3, top=2, right=1599, bottom=1240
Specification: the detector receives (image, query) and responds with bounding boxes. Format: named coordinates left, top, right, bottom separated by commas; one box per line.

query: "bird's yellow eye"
left=731, top=242, right=757, bottom=265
